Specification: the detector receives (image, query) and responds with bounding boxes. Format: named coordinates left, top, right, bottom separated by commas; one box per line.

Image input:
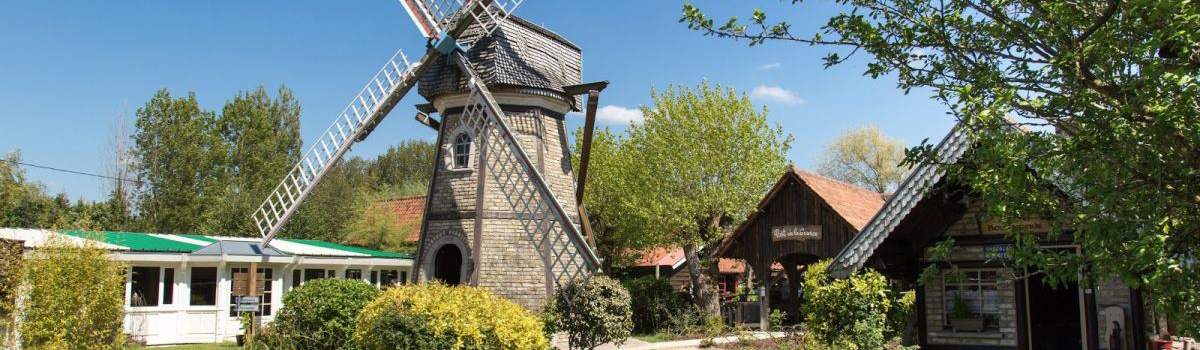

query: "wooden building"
left=829, top=124, right=1149, bottom=350
left=716, top=168, right=886, bottom=326
left=628, top=247, right=747, bottom=300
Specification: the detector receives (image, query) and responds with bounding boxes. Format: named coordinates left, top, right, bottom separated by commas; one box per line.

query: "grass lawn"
left=632, top=333, right=675, bottom=343
left=128, top=342, right=242, bottom=350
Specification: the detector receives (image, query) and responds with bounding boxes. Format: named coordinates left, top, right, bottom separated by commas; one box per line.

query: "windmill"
left=250, top=0, right=604, bottom=307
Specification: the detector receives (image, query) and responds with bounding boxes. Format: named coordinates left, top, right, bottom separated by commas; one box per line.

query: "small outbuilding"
left=714, top=168, right=886, bottom=327
left=0, top=228, right=412, bottom=346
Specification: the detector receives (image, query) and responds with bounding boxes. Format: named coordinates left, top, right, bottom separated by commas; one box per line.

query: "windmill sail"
left=254, top=49, right=427, bottom=246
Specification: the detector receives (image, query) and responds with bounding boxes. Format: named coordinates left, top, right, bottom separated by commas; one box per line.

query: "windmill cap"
left=418, top=16, right=583, bottom=109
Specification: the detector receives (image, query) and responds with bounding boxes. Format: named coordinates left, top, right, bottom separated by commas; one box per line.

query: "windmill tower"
left=411, top=17, right=585, bottom=309
left=249, top=0, right=601, bottom=311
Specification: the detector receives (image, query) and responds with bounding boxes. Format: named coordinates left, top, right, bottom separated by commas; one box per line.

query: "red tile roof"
left=714, top=167, right=886, bottom=258
left=368, top=195, right=426, bottom=242
left=634, top=247, right=746, bottom=274
left=793, top=170, right=886, bottom=231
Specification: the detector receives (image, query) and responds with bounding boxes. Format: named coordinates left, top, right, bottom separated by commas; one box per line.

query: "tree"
left=18, top=234, right=127, bottom=350
left=369, top=140, right=435, bottom=190
left=132, top=89, right=224, bottom=234
left=815, top=124, right=907, bottom=193
left=206, top=86, right=302, bottom=236
left=283, top=157, right=373, bottom=242
left=571, top=128, right=661, bottom=270
left=101, top=114, right=138, bottom=231
left=681, top=0, right=1200, bottom=333
left=618, top=82, right=791, bottom=315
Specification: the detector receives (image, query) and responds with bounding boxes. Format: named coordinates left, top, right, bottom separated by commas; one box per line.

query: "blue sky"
left=0, top=1, right=954, bottom=202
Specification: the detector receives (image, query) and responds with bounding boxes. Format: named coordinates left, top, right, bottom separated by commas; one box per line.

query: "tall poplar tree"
left=132, top=89, right=223, bottom=234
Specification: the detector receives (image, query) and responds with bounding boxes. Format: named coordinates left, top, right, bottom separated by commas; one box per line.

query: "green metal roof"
left=61, top=230, right=203, bottom=253
left=283, top=239, right=412, bottom=258
left=56, top=230, right=411, bottom=258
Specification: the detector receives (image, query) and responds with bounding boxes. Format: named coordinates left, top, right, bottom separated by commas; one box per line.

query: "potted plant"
left=948, top=294, right=985, bottom=332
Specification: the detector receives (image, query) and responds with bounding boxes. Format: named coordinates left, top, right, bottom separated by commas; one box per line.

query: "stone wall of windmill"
left=414, top=16, right=587, bottom=310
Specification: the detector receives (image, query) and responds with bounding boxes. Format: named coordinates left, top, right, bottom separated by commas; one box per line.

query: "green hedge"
left=352, top=283, right=547, bottom=350
left=261, top=278, right=380, bottom=350
left=621, top=276, right=691, bottom=334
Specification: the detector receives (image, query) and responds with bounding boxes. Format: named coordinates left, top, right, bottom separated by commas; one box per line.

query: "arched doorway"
left=433, top=244, right=463, bottom=285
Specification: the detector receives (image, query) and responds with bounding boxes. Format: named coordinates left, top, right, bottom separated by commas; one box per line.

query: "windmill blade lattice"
left=253, top=49, right=422, bottom=245
left=403, top=0, right=526, bottom=43
left=453, top=54, right=600, bottom=288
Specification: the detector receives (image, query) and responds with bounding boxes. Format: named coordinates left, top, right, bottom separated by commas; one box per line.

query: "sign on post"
left=232, top=272, right=266, bottom=296
left=235, top=295, right=261, bottom=312
left=771, top=225, right=822, bottom=242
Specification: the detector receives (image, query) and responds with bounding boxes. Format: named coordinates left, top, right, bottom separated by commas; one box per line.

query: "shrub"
left=352, top=283, right=547, bottom=350
left=621, top=276, right=690, bottom=334
left=554, top=275, right=633, bottom=350
left=885, top=291, right=916, bottom=341
left=262, top=278, right=380, bottom=350
left=19, top=234, right=126, bottom=350
left=801, top=260, right=891, bottom=350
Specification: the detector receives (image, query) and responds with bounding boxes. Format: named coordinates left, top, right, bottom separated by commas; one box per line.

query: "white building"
left=0, top=228, right=413, bottom=346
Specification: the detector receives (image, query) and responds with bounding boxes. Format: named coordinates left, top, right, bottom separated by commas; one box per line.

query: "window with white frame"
left=943, top=269, right=1001, bottom=329
left=130, top=266, right=160, bottom=307
left=346, top=269, right=362, bottom=280
left=190, top=267, right=218, bottom=306
left=452, top=133, right=471, bottom=169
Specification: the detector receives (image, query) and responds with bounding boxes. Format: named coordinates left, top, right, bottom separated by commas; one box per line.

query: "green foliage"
left=18, top=234, right=126, bottom=350
left=205, top=86, right=302, bottom=235
left=368, top=140, right=435, bottom=188
left=583, top=81, right=791, bottom=312
left=620, top=276, right=691, bottom=334
left=683, top=0, right=1200, bottom=334
left=801, top=260, right=891, bottom=350
left=262, top=278, right=380, bottom=350
left=132, top=89, right=224, bottom=233
left=885, top=291, right=916, bottom=342
left=768, top=309, right=787, bottom=331
left=815, top=124, right=907, bottom=194
left=340, top=183, right=427, bottom=254
left=352, top=283, right=547, bottom=350
left=553, top=276, right=633, bottom=350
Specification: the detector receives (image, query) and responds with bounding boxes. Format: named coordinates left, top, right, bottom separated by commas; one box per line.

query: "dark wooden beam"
left=414, top=111, right=441, bottom=131
left=562, top=81, right=609, bottom=96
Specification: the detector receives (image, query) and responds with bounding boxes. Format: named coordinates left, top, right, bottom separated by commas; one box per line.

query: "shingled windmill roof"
left=418, top=16, right=583, bottom=109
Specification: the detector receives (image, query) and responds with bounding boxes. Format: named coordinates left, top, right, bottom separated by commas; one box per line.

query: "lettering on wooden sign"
left=771, top=225, right=822, bottom=242
left=980, top=218, right=1052, bottom=235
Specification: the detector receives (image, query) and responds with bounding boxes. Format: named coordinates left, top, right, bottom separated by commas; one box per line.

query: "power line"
left=0, top=158, right=141, bottom=185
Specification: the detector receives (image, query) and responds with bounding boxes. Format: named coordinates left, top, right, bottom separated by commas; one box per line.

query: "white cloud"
left=750, top=85, right=806, bottom=105
left=757, top=63, right=782, bottom=70
left=595, top=105, right=644, bottom=124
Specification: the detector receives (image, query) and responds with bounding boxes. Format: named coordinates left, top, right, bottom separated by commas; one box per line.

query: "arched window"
left=453, top=133, right=471, bottom=169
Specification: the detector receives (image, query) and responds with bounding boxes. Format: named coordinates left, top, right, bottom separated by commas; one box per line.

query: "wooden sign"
left=232, top=272, right=266, bottom=296
left=981, top=218, right=1052, bottom=235
left=771, top=225, right=822, bottom=242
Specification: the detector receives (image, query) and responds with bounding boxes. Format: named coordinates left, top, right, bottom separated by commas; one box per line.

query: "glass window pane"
left=131, top=266, right=160, bottom=307
left=162, top=268, right=174, bottom=305
left=346, top=269, right=362, bottom=280
left=190, top=267, right=218, bottom=306
left=292, top=270, right=301, bottom=288
left=304, top=269, right=325, bottom=281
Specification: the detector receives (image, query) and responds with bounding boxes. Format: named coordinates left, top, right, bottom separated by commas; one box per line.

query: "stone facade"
left=413, top=16, right=588, bottom=311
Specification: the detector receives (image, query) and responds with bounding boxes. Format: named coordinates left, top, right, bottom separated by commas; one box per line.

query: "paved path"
left=553, top=332, right=786, bottom=350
